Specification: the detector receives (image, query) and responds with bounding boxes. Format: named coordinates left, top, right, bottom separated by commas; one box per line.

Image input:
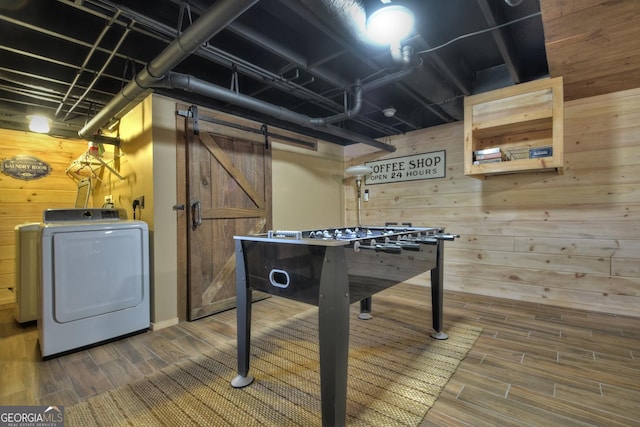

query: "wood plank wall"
left=541, top=0, right=640, bottom=101
left=344, top=87, right=640, bottom=317
left=0, top=129, right=87, bottom=303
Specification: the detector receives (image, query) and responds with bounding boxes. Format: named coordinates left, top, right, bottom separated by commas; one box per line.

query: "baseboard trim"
left=150, top=317, right=179, bottom=331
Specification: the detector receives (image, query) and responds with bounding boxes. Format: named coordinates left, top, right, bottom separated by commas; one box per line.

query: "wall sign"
left=365, top=150, right=445, bottom=185
left=1, top=155, right=52, bottom=180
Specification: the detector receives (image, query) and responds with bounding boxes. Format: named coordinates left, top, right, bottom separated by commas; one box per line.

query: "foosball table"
left=231, top=224, right=458, bottom=426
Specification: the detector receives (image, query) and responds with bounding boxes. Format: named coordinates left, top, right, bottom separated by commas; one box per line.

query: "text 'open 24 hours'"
left=365, top=150, right=445, bottom=185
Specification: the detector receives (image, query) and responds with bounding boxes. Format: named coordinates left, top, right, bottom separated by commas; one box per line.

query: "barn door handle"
left=191, top=200, right=202, bottom=227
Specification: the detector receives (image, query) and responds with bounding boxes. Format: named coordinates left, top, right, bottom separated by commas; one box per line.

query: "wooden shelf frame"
left=464, top=77, right=564, bottom=178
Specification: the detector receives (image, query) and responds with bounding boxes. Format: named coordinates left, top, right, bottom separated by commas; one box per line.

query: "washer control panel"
left=43, top=208, right=128, bottom=222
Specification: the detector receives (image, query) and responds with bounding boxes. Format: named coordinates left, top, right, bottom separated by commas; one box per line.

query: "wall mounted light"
left=27, top=115, right=51, bottom=133
left=365, top=0, right=415, bottom=62
left=345, top=165, right=373, bottom=227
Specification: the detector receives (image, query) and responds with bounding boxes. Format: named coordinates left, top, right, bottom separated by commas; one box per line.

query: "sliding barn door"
left=185, top=116, right=272, bottom=320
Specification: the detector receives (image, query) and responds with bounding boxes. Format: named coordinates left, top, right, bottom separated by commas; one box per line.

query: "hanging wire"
left=350, top=11, right=542, bottom=88
left=416, top=11, right=542, bottom=55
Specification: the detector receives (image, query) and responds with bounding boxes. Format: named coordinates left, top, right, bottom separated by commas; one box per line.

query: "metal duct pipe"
left=78, top=0, right=258, bottom=138
left=361, top=57, right=422, bottom=92
left=65, top=19, right=134, bottom=121
left=55, top=9, right=122, bottom=118
left=157, top=72, right=395, bottom=152
left=309, top=81, right=362, bottom=126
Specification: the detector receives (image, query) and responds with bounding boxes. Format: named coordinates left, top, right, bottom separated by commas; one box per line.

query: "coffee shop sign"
left=365, top=150, right=445, bottom=185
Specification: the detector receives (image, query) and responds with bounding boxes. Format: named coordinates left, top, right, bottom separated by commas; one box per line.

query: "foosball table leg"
left=430, top=239, right=448, bottom=340
left=232, top=241, right=255, bottom=389
left=358, top=297, right=372, bottom=320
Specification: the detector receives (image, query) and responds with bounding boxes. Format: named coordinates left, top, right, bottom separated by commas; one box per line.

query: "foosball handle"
left=434, top=233, right=460, bottom=241
left=374, top=244, right=402, bottom=254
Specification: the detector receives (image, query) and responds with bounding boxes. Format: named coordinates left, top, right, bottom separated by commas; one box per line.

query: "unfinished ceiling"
left=0, top=0, right=554, bottom=148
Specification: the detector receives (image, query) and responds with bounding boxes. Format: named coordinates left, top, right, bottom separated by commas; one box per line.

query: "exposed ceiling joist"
left=0, top=0, right=563, bottom=148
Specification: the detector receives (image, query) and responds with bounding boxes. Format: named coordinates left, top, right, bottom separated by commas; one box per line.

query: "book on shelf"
left=473, top=158, right=504, bottom=165
left=529, top=147, right=553, bottom=158
left=474, top=151, right=505, bottom=160
left=473, top=147, right=501, bottom=156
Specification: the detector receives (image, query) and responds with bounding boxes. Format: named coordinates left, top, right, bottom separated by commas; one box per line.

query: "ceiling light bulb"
left=366, top=5, right=415, bottom=45
left=28, top=115, right=51, bottom=133
left=383, top=107, right=396, bottom=117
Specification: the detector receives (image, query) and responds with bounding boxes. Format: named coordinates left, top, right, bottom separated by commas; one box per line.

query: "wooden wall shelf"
left=464, top=77, right=564, bottom=178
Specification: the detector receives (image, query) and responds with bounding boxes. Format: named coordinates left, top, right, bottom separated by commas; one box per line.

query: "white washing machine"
left=39, top=208, right=150, bottom=358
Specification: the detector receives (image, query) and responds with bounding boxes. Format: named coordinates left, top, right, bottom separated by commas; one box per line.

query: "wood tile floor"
left=1, top=284, right=639, bottom=426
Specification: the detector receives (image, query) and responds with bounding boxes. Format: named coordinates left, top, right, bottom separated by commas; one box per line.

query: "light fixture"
left=383, top=107, right=396, bottom=117
left=27, top=115, right=51, bottom=133
left=365, top=1, right=415, bottom=60
left=345, top=165, right=373, bottom=227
